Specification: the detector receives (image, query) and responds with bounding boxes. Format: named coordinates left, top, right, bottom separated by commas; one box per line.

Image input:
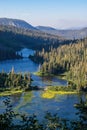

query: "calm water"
left=0, top=48, right=81, bottom=120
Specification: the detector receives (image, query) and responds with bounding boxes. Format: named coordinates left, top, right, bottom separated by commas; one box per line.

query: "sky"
left=0, top=0, right=87, bottom=29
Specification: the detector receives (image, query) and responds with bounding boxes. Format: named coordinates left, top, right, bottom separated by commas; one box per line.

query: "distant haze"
left=0, top=0, right=87, bottom=29
left=0, top=18, right=87, bottom=39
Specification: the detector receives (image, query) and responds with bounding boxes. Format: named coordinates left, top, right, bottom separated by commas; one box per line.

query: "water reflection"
left=0, top=48, right=79, bottom=120
left=17, top=48, right=35, bottom=58
left=32, top=74, right=67, bottom=87
left=15, top=91, right=80, bottom=120
left=0, top=48, right=67, bottom=87
left=0, top=90, right=85, bottom=120
left=14, top=92, right=33, bottom=112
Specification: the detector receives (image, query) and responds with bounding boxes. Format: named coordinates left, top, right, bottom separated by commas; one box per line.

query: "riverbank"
left=33, top=71, right=55, bottom=77
left=0, top=89, right=23, bottom=96
left=33, top=71, right=68, bottom=80
left=34, top=71, right=79, bottom=90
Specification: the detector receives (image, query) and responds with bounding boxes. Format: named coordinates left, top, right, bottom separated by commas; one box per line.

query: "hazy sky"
left=0, top=0, right=87, bottom=29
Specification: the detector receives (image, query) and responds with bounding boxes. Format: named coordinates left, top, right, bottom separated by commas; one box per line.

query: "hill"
left=0, top=18, right=37, bottom=30
left=0, top=18, right=87, bottom=40
left=0, top=24, right=64, bottom=49
left=37, top=26, right=87, bottom=39
left=0, top=24, right=65, bottom=60
left=0, top=18, right=79, bottom=61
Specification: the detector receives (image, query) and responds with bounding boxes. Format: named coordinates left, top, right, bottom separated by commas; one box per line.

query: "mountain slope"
left=37, top=26, right=87, bottom=39
left=0, top=18, right=87, bottom=39
left=0, top=23, right=71, bottom=61
left=0, top=24, right=65, bottom=51
left=0, top=18, right=37, bottom=30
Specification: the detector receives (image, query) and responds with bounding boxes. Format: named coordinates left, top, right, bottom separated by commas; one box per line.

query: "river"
left=0, top=48, right=82, bottom=120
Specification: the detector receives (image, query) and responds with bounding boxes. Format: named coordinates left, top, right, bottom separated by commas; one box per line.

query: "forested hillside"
left=0, top=25, right=61, bottom=60
left=0, top=24, right=71, bottom=61
left=31, top=38, right=87, bottom=91
left=0, top=25, right=62, bottom=49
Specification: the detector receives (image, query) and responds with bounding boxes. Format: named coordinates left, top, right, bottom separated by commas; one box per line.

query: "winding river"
left=0, top=48, right=82, bottom=120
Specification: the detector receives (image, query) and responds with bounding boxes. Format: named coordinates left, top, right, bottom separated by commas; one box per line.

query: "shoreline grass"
left=33, top=71, right=54, bottom=77
left=0, top=90, right=23, bottom=96
left=42, top=90, right=78, bottom=99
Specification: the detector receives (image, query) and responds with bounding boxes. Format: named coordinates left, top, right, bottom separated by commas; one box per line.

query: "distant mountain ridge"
left=36, top=26, right=57, bottom=31
left=0, top=18, right=87, bottom=39
left=36, top=26, right=87, bottom=39
left=0, top=18, right=37, bottom=30
left=0, top=17, right=86, bottom=61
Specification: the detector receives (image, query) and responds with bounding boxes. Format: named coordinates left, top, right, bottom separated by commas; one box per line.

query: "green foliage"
left=0, top=48, right=22, bottom=61
left=0, top=71, right=32, bottom=91
left=75, top=97, right=87, bottom=121
left=0, top=24, right=66, bottom=61
left=0, top=98, right=44, bottom=130
left=32, top=38, right=87, bottom=91
left=0, top=98, right=17, bottom=130
left=48, top=85, right=76, bottom=92
left=0, top=98, right=87, bottom=130
left=73, top=97, right=87, bottom=130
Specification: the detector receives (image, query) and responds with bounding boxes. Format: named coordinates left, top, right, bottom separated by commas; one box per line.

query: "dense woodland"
left=0, top=68, right=31, bottom=91
left=0, top=25, right=62, bottom=50
left=0, top=25, right=76, bottom=60
left=30, top=38, right=87, bottom=91
left=0, top=25, right=59, bottom=60
left=0, top=23, right=87, bottom=129
left=0, top=48, right=22, bottom=60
